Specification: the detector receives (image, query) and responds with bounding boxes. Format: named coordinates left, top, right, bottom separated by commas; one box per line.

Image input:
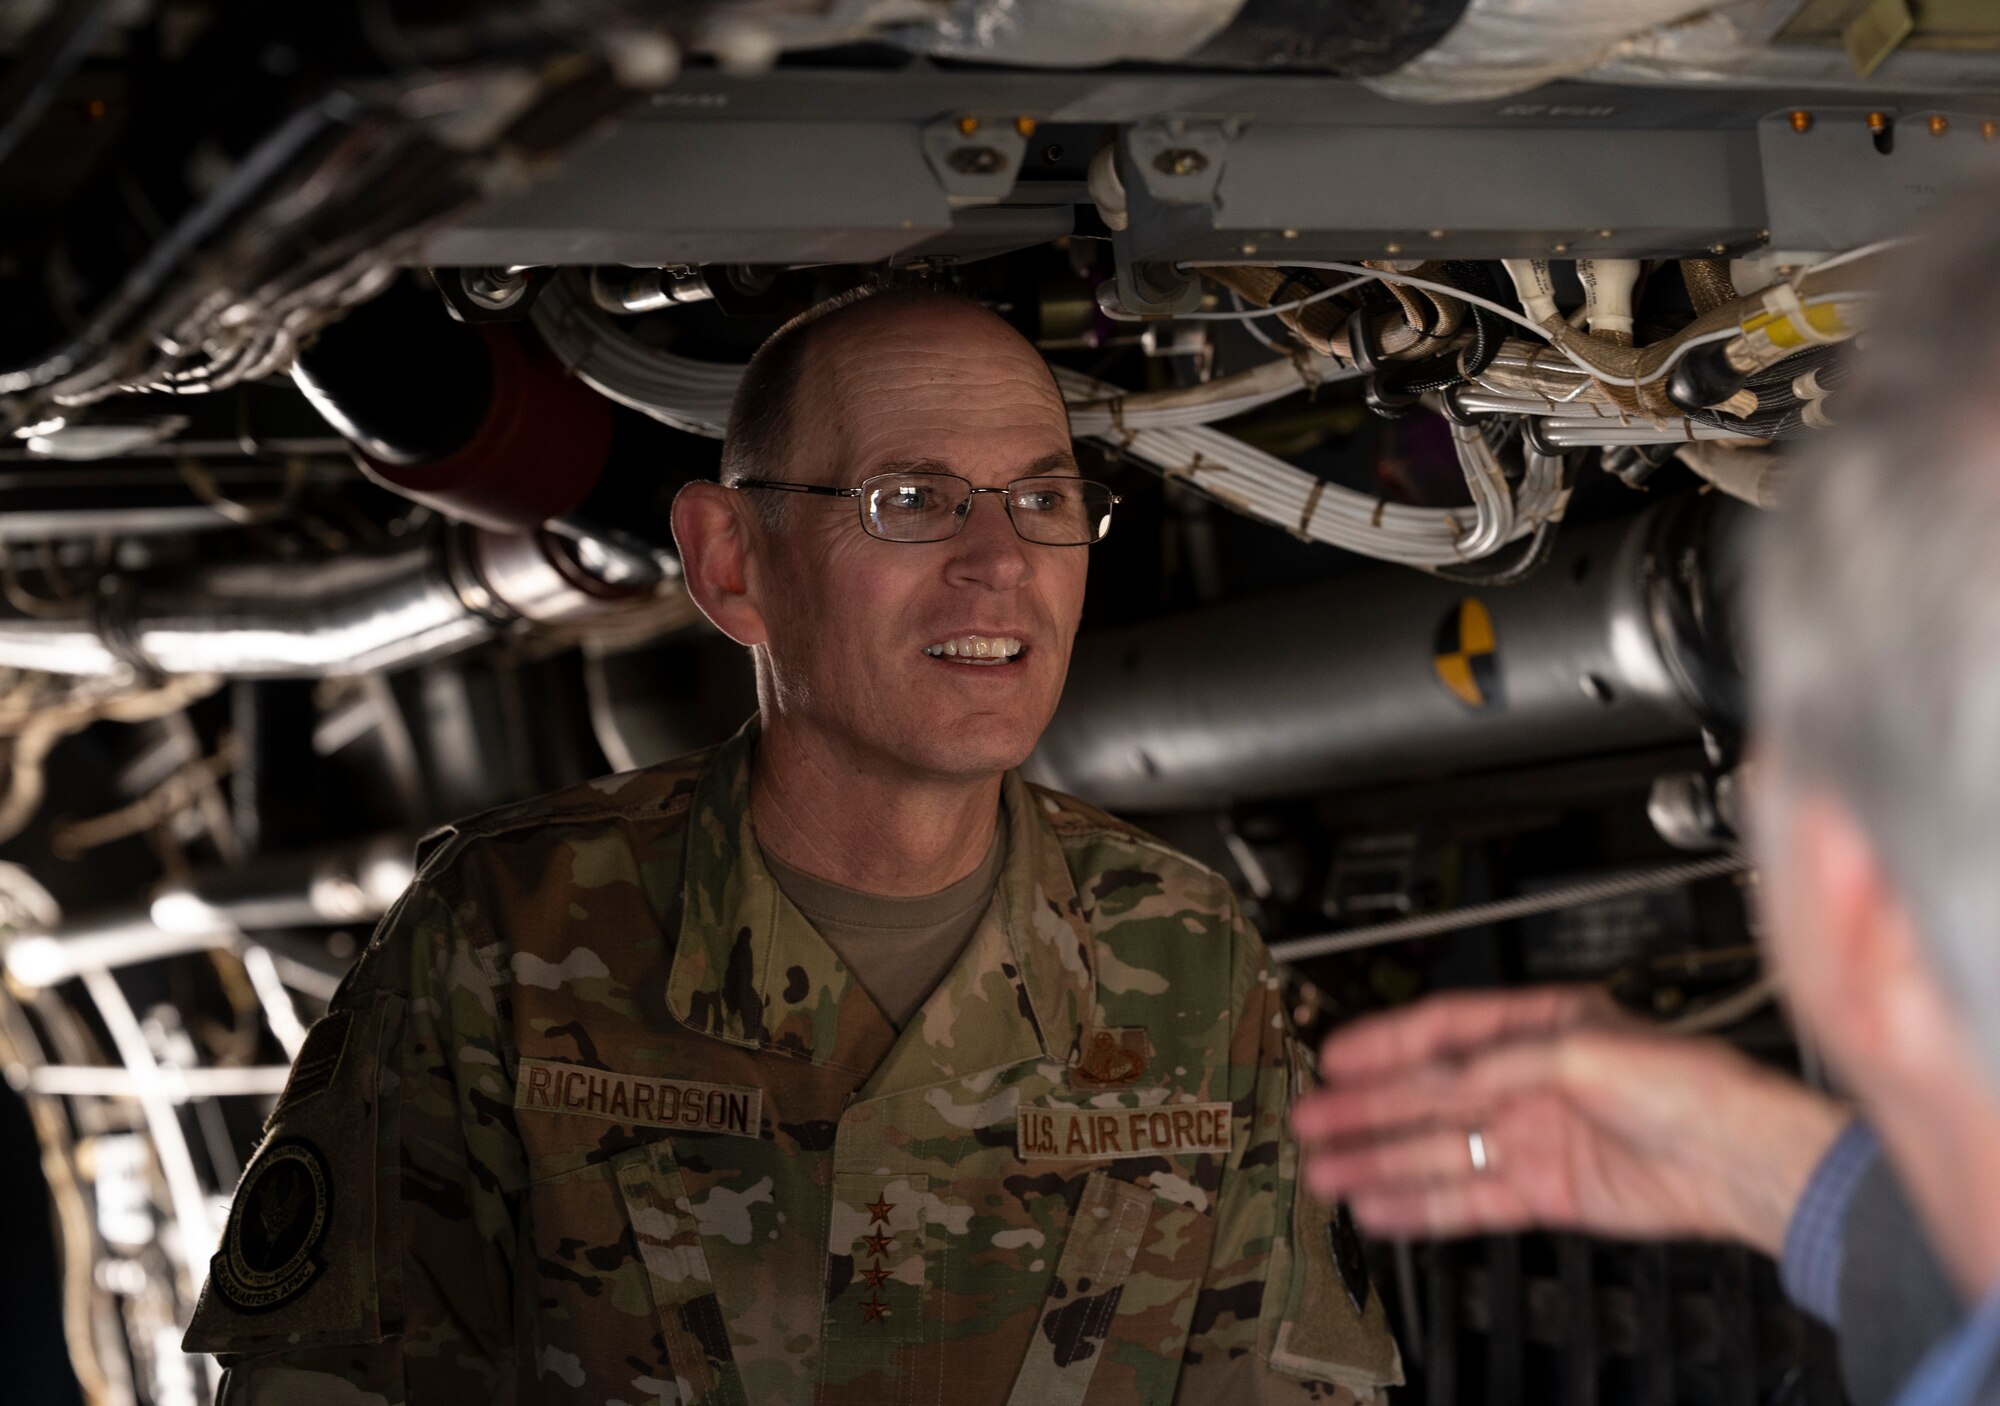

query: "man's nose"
left=945, top=492, right=1031, bottom=590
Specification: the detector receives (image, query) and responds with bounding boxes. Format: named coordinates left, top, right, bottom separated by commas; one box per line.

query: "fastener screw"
left=947, top=146, right=1005, bottom=175
left=1153, top=148, right=1208, bottom=177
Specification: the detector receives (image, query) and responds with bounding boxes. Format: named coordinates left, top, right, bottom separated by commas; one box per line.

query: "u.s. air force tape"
left=515, top=1057, right=763, bottom=1137
left=1018, top=1102, right=1234, bottom=1160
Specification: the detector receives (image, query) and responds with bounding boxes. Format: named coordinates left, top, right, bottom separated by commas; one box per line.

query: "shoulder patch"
left=211, top=1138, right=333, bottom=1314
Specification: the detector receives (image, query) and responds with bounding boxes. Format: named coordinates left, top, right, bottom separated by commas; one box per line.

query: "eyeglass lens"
left=863, top=472, right=1114, bottom=545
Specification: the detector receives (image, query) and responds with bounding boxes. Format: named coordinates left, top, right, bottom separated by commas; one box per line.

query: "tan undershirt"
left=762, top=818, right=1006, bottom=1030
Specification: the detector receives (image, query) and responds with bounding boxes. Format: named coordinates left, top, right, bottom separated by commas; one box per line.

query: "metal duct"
left=0, top=526, right=644, bottom=678
left=1030, top=500, right=1739, bottom=812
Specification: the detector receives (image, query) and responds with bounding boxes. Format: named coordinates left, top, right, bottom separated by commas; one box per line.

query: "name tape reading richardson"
left=1018, top=1102, right=1235, bottom=1161
left=515, top=1057, right=763, bottom=1137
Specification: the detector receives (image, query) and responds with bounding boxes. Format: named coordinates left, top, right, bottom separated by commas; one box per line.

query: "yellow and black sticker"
left=1432, top=597, right=1501, bottom=710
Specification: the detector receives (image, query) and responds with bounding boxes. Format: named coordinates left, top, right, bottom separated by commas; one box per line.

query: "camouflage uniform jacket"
left=185, top=724, right=1403, bottom=1404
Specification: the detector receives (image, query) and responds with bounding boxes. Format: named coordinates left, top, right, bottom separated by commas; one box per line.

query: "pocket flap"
left=613, top=1141, right=747, bottom=1405
left=1005, top=1171, right=1153, bottom=1406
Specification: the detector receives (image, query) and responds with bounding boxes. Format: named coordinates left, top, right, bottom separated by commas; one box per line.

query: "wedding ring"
left=1467, top=1129, right=1490, bottom=1174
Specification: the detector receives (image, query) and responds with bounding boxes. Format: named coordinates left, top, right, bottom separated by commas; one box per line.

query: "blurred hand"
left=1288, top=984, right=1851, bottom=1255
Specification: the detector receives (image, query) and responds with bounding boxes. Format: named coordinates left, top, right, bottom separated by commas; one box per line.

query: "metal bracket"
left=919, top=116, right=1028, bottom=207
left=1124, top=120, right=1233, bottom=206
left=1107, top=234, right=1202, bottom=317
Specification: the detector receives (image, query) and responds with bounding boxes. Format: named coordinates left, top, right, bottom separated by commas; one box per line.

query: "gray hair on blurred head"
left=1747, top=182, right=2000, bottom=1082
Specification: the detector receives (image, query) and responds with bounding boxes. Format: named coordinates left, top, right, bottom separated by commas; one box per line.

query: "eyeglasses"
left=733, top=470, right=1120, bottom=546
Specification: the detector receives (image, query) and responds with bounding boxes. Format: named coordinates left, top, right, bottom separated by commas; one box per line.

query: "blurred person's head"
left=671, top=287, right=1089, bottom=787
left=1747, top=187, right=2000, bottom=1298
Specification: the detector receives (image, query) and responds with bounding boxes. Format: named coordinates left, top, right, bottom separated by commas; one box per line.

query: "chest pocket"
left=1006, top=1170, right=1214, bottom=1406
left=612, top=1141, right=749, bottom=1406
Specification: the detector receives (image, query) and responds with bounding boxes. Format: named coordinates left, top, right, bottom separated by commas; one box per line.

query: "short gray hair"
left=1747, top=187, right=2000, bottom=1081
left=720, top=284, right=989, bottom=529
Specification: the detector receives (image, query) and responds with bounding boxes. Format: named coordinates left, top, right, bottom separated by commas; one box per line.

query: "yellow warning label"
left=1432, top=598, right=1500, bottom=709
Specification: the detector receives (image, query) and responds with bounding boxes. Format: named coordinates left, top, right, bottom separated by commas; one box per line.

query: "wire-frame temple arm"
left=729, top=479, right=863, bottom=498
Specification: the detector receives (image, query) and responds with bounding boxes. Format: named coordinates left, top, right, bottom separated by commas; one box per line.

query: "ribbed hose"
left=1680, top=258, right=1738, bottom=315
left=1199, top=266, right=1451, bottom=361
left=1377, top=262, right=1510, bottom=397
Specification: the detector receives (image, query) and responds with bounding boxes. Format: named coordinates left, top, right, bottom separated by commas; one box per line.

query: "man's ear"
left=671, top=482, right=770, bottom=646
left=1790, top=791, right=1932, bottom=1067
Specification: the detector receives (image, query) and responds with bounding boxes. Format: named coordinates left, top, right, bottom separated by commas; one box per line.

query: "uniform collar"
left=665, top=720, right=1096, bottom=1090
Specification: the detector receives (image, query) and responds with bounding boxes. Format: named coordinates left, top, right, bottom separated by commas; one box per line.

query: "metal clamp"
left=1124, top=120, right=1233, bottom=206
left=919, top=116, right=1028, bottom=206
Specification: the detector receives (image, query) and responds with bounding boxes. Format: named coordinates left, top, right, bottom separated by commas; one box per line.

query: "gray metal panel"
left=421, top=70, right=2000, bottom=271
left=1124, top=123, right=1770, bottom=262
left=640, top=71, right=2000, bottom=131
left=895, top=204, right=1075, bottom=261
left=420, top=120, right=955, bottom=267
left=1760, top=106, right=2000, bottom=251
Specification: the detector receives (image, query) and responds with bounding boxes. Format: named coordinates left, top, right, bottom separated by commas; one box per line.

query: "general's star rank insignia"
left=865, top=1196, right=895, bottom=1226
left=860, top=1264, right=893, bottom=1290
left=862, top=1230, right=895, bottom=1257
left=860, top=1295, right=889, bottom=1325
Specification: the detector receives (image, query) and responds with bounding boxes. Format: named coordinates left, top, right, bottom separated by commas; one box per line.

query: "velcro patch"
left=271, top=1009, right=351, bottom=1115
left=515, top=1057, right=763, bottom=1138
left=1018, top=1102, right=1234, bottom=1160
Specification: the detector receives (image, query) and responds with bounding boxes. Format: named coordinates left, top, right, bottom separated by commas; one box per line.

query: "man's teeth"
left=924, top=635, right=1024, bottom=662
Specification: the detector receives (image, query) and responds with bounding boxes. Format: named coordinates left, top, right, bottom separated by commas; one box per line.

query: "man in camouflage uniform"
left=184, top=288, right=1403, bottom=1403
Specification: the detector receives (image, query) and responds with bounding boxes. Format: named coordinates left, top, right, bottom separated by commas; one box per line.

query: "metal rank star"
left=858, top=1194, right=897, bottom=1326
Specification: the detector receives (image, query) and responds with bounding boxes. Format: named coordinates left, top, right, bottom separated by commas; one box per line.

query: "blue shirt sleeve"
left=1780, top=1119, right=1881, bottom=1326
left=1889, top=1285, right=2000, bottom=1406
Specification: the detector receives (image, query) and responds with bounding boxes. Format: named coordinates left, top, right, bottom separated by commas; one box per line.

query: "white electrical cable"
left=1097, top=275, right=1376, bottom=325
left=537, top=277, right=1369, bottom=442
left=1543, top=422, right=1762, bottom=447
left=1065, top=355, right=1365, bottom=436
left=1179, top=260, right=1860, bottom=392
left=1797, top=237, right=1915, bottom=280
left=1228, top=288, right=1286, bottom=353
left=1055, top=366, right=1538, bottom=567
left=527, top=276, right=1656, bottom=567
left=1447, top=420, right=1516, bottom=559
left=533, top=280, right=743, bottom=437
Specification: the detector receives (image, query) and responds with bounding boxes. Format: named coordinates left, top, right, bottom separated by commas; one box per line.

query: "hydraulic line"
left=1270, top=854, right=1749, bottom=961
